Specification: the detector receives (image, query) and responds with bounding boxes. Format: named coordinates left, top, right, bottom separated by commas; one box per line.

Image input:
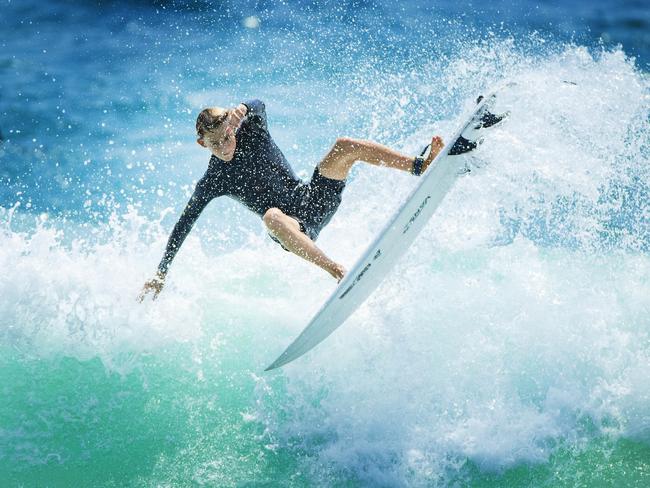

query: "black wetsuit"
left=157, top=99, right=346, bottom=275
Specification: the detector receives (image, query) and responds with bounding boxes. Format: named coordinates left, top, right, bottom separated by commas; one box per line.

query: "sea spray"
left=254, top=45, right=650, bottom=485
left=1, top=28, right=649, bottom=488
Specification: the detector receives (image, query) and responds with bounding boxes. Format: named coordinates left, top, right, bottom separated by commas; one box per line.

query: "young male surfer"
left=139, top=99, right=445, bottom=300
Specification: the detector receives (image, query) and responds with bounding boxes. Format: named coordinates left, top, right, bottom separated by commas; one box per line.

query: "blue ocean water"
left=1, top=0, right=649, bottom=486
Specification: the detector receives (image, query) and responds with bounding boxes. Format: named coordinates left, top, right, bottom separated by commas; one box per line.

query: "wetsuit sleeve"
left=157, top=178, right=218, bottom=276
left=242, top=99, right=267, bottom=129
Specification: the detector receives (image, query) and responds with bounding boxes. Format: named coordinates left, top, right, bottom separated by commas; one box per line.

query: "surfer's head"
left=196, top=107, right=237, bottom=161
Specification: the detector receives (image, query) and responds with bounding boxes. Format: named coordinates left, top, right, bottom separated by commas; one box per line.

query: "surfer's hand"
left=230, top=104, right=248, bottom=131
left=138, top=274, right=165, bottom=302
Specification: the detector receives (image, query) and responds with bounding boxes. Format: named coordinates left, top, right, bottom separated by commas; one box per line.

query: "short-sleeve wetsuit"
left=157, top=99, right=346, bottom=275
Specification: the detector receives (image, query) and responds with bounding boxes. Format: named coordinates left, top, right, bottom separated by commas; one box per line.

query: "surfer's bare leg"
left=317, top=136, right=444, bottom=180
left=263, top=208, right=346, bottom=281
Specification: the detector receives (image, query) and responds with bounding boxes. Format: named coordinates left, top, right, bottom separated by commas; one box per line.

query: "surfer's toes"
left=429, top=136, right=444, bottom=156
left=339, top=267, right=347, bottom=282
left=330, top=263, right=346, bottom=282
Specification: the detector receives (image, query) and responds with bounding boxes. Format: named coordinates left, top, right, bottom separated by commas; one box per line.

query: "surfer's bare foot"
left=329, top=263, right=346, bottom=282
left=423, top=136, right=444, bottom=171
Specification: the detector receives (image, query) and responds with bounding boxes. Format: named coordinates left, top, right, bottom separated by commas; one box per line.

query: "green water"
left=1, top=321, right=307, bottom=487
left=3, top=342, right=650, bottom=487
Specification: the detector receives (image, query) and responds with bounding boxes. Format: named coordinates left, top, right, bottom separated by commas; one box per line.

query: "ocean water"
left=1, top=0, right=649, bottom=486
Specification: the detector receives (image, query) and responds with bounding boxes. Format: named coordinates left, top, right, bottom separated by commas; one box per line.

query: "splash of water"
left=2, top=39, right=649, bottom=486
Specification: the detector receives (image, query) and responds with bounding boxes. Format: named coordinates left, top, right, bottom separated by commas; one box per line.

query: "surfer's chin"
left=216, top=151, right=235, bottom=161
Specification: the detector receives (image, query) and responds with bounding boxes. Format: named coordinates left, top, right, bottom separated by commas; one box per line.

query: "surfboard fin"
left=474, top=95, right=509, bottom=129
left=448, top=135, right=478, bottom=155
left=477, top=109, right=509, bottom=129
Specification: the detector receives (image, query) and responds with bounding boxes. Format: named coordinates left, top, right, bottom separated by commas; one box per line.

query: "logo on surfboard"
left=338, top=248, right=383, bottom=299
left=403, top=195, right=431, bottom=234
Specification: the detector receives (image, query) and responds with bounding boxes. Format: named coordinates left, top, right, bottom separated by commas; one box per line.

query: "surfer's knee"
left=263, top=207, right=286, bottom=231
left=333, top=137, right=360, bottom=157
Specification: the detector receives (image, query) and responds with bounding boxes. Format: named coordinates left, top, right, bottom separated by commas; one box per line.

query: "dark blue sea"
left=1, top=1, right=649, bottom=486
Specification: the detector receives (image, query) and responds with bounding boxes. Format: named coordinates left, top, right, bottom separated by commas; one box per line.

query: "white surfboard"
left=266, top=89, right=508, bottom=371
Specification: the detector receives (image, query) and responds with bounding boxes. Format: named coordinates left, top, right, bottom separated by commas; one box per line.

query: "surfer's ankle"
left=412, top=136, right=444, bottom=176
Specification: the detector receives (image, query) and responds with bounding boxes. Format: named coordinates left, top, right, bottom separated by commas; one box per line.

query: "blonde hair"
left=196, top=107, right=228, bottom=140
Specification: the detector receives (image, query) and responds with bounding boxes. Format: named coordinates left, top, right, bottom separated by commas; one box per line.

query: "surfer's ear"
left=197, top=138, right=207, bottom=148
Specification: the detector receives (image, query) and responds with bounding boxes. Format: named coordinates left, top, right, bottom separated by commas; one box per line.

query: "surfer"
left=139, top=99, right=444, bottom=300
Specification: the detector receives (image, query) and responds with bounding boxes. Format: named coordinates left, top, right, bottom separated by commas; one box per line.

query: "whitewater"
left=1, top=4, right=649, bottom=486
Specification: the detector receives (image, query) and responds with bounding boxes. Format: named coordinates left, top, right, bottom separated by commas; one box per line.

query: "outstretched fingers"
left=138, top=278, right=164, bottom=303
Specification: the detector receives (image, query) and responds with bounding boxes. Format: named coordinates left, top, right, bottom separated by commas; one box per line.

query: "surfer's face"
left=203, top=125, right=237, bottom=161
left=197, top=108, right=238, bottom=161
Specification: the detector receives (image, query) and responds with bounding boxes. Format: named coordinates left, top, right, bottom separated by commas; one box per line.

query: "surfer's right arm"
left=139, top=178, right=216, bottom=301
left=241, top=99, right=267, bottom=130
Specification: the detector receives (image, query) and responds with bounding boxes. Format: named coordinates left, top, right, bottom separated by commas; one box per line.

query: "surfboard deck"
left=266, top=88, right=509, bottom=371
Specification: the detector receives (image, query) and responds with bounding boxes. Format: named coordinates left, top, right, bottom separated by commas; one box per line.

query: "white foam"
left=0, top=207, right=206, bottom=373
left=252, top=43, right=650, bottom=484
left=2, top=38, right=648, bottom=485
